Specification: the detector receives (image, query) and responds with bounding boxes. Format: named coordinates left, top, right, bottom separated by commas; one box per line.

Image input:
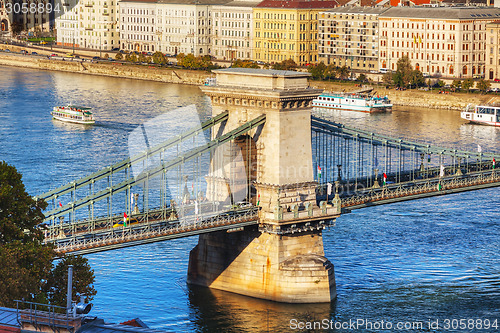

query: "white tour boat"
left=51, top=105, right=95, bottom=125
left=461, top=104, right=500, bottom=127
left=312, top=93, right=392, bottom=113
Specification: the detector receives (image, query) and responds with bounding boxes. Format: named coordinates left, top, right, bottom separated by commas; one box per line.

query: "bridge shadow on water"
left=187, top=285, right=336, bottom=333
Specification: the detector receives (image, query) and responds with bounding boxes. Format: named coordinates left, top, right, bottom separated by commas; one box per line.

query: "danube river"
left=0, top=66, right=499, bottom=332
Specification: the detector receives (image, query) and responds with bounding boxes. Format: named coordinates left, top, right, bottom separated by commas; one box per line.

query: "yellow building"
left=485, top=21, right=500, bottom=81
left=253, top=0, right=341, bottom=66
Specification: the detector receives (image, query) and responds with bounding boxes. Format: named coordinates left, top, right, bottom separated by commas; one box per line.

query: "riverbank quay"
left=311, top=80, right=499, bottom=111
left=0, top=48, right=497, bottom=110
left=0, top=52, right=209, bottom=85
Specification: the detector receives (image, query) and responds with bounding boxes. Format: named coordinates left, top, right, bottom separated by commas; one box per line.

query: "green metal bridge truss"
left=37, top=113, right=500, bottom=255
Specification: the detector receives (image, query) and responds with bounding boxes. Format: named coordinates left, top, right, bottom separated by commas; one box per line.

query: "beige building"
left=379, top=6, right=500, bottom=78
left=56, top=0, right=120, bottom=51
left=319, top=6, right=388, bottom=71
left=485, top=21, right=500, bottom=80
left=211, top=0, right=259, bottom=60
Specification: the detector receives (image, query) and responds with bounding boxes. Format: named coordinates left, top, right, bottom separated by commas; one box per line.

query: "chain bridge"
left=35, top=68, right=500, bottom=303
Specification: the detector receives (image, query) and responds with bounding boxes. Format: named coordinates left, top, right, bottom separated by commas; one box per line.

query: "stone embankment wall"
left=312, top=81, right=498, bottom=111
left=0, top=52, right=210, bottom=85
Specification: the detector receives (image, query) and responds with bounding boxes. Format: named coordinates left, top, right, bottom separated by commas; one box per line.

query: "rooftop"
left=257, top=0, right=346, bottom=9
left=379, top=6, right=500, bottom=19
left=322, top=5, right=389, bottom=15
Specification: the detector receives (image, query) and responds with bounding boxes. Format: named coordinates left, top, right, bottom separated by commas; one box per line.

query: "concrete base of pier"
left=187, top=227, right=336, bottom=303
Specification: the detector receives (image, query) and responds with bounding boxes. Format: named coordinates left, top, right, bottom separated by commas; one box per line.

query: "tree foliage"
left=152, top=51, right=166, bottom=64
left=271, top=59, right=297, bottom=71
left=462, top=78, right=475, bottom=90
left=231, top=59, right=259, bottom=69
left=176, top=53, right=216, bottom=70
left=451, top=79, right=461, bottom=91
left=0, top=162, right=95, bottom=308
left=308, top=62, right=326, bottom=80
left=43, top=255, right=96, bottom=306
left=477, top=79, right=490, bottom=92
left=115, top=53, right=123, bottom=61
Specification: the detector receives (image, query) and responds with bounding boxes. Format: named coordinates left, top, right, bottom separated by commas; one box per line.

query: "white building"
left=211, top=0, right=258, bottom=60
left=55, top=0, right=80, bottom=47
left=379, top=6, right=500, bottom=78
left=120, top=0, right=157, bottom=52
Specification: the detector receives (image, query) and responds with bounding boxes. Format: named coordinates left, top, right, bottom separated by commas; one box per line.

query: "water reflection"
left=188, top=286, right=336, bottom=333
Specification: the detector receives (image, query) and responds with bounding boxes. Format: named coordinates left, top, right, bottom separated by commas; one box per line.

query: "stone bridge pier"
left=187, top=68, right=340, bottom=303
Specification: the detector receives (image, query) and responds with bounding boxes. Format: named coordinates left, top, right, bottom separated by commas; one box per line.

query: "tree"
left=337, top=65, right=350, bottom=80
left=409, top=70, right=425, bottom=88
left=138, top=54, right=147, bottom=63
left=152, top=51, right=166, bottom=65
left=357, top=73, right=368, bottom=82
left=477, top=79, right=490, bottom=93
left=43, top=255, right=96, bottom=306
left=232, top=59, right=259, bottom=69
left=0, top=162, right=95, bottom=308
left=325, top=64, right=338, bottom=80
left=104, top=53, right=109, bottom=59
left=382, top=72, right=393, bottom=85
left=308, top=62, right=326, bottom=80
left=451, top=79, right=461, bottom=91
left=395, top=56, right=413, bottom=87
left=462, top=78, right=474, bottom=90
left=115, top=53, right=123, bottom=61
left=272, top=59, right=297, bottom=71
left=0, top=161, right=46, bottom=244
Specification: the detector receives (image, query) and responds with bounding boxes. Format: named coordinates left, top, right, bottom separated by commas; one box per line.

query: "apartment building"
left=55, top=0, right=120, bottom=51
left=0, top=0, right=51, bottom=35
left=485, top=21, right=500, bottom=80
left=379, top=6, right=500, bottom=78
left=120, top=0, right=157, bottom=52
left=319, top=6, right=388, bottom=71
left=253, top=0, right=342, bottom=66
left=55, top=0, right=80, bottom=47
left=211, top=0, right=259, bottom=60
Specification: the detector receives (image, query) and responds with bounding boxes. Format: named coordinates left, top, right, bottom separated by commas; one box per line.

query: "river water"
left=0, top=66, right=499, bottom=332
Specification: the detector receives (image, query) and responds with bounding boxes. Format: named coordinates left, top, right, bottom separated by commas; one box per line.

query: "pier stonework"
left=187, top=68, right=339, bottom=303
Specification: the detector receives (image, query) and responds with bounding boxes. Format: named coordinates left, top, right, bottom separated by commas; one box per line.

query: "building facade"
left=55, top=0, right=120, bottom=51
left=319, top=6, right=388, bottom=71
left=211, top=0, right=259, bottom=60
left=379, top=6, right=500, bottom=78
left=485, top=21, right=500, bottom=80
left=55, top=0, right=80, bottom=47
left=253, top=0, right=343, bottom=66
left=119, top=0, right=157, bottom=52
left=0, top=0, right=51, bottom=36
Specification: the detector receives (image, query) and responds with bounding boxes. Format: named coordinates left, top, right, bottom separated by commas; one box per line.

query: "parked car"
left=494, top=78, right=500, bottom=82
left=3, top=49, right=11, bottom=52
left=92, top=56, right=101, bottom=60
left=31, top=51, right=38, bottom=55
left=20, top=50, right=27, bottom=54
left=111, top=47, right=120, bottom=51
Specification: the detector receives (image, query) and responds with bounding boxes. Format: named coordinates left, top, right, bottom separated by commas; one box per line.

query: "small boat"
left=312, top=93, right=392, bottom=113
left=51, top=105, right=95, bottom=125
left=461, top=104, right=500, bottom=127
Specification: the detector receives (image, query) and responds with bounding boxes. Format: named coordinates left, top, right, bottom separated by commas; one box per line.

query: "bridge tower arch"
left=187, top=68, right=339, bottom=303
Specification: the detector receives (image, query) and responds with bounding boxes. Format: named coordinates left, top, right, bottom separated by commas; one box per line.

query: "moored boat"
left=312, top=93, right=392, bottom=113
left=51, top=105, right=95, bottom=125
left=461, top=104, right=500, bottom=127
